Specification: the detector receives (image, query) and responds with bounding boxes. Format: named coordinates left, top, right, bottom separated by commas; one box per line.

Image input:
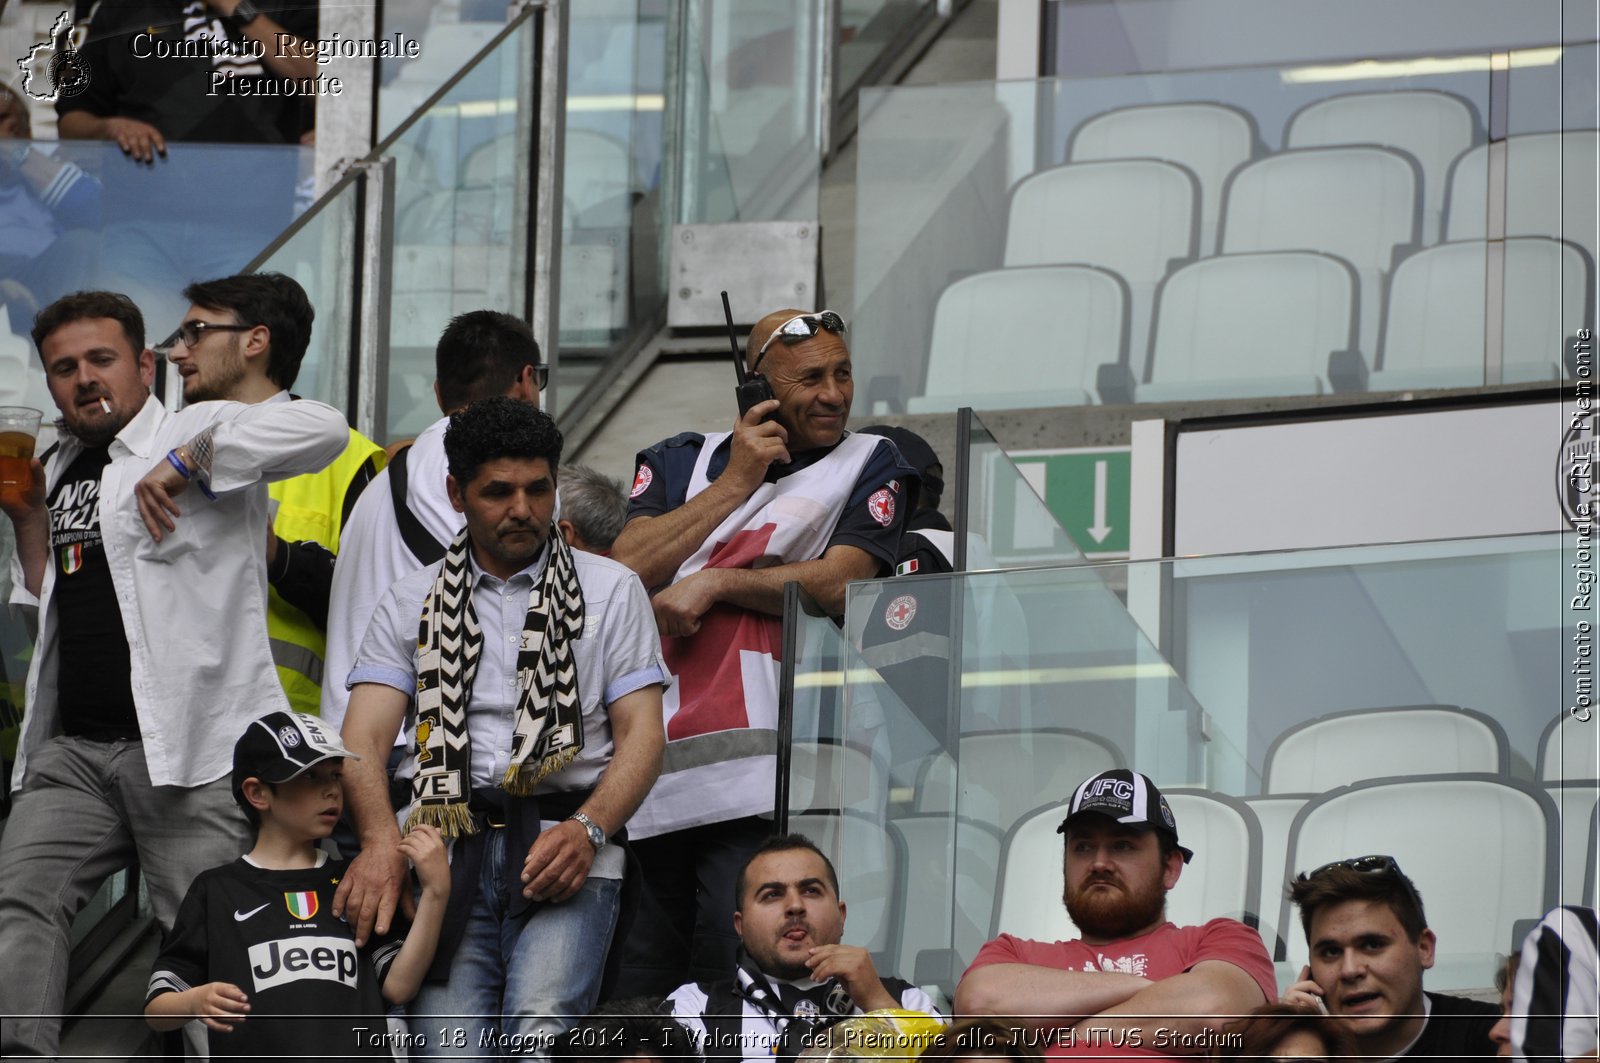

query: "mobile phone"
left=724, top=291, right=776, bottom=418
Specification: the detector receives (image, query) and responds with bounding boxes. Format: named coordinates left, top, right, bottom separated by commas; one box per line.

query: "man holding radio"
left=610, top=307, right=914, bottom=996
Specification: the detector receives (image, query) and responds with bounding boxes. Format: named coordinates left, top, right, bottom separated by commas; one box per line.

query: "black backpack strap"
left=387, top=444, right=448, bottom=565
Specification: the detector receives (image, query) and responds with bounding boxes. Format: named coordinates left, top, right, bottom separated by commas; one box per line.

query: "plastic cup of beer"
left=0, top=406, right=44, bottom=507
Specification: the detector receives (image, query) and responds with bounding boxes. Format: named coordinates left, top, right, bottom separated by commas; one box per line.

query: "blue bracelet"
left=166, top=449, right=192, bottom=479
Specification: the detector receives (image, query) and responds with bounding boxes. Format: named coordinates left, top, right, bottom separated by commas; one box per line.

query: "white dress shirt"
left=8, top=393, right=349, bottom=789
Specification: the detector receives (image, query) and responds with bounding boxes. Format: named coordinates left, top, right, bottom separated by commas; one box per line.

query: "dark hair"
left=182, top=272, right=313, bottom=390
left=734, top=834, right=840, bottom=912
left=1214, top=1003, right=1358, bottom=1059
left=919, top=1018, right=1042, bottom=1063
left=557, top=464, right=628, bottom=551
left=444, top=396, right=564, bottom=487
left=555, top=999, right=696, bottom=1063
left=435, top=310, right=541, bottom=411
left=1289, top=863, right=1428, bottom=944
left=32, top=290, right=144, bottom=356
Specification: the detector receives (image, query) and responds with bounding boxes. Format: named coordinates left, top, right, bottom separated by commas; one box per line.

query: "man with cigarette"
left=0, top=290, right=347, bottom=1056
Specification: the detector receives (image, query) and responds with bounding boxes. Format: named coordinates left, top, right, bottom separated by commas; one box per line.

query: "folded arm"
left=955, top=963, right=1153, bottom=1024
left=651, top=542, right=881, bottom=635
left=1068, top=961, right=1268, bottom=1053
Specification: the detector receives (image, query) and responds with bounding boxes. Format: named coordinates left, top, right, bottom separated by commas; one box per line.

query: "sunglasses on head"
left=1309, top=854, right=1424, bottom=908
left=755, top=310, right=846, bottom=361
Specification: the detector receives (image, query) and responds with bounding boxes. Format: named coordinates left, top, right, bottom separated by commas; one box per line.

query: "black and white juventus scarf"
left=735, top=950, right=856, bottom=1055
left=405, top=527, right=585, bottom=837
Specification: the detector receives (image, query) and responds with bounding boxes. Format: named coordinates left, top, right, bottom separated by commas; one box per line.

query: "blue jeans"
left=408, top=827, right=621, bottom=1060
left=0, top=737, right=250, bottom=1056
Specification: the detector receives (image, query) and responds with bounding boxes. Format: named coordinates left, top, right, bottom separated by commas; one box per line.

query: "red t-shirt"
left=963, top=920, right=1278, bottom=1059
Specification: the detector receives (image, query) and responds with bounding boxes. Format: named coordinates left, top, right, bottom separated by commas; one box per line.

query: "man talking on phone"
left=610, top=308, right=914, bottom=996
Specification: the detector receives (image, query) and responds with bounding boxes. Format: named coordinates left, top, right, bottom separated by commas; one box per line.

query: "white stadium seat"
left=914, top=730, right=1124, bottom=832
left=1281, top=775, right=1557, bottom=992
left=1446, top=131, right=1600, bottom=266
left=1371, top=238, right=1592, bottom=389
left=1264, top=705, right=1508, bottom=794
left=1135, top=251, right=1356, bottom=402
left=1068, top=102, right=1257, bottom=252
left=1005, top=159, right=1200, bottom=360
left=1286, top=90, right=1478, bottom=244
left=1220, top=146, right=1421, bottom=355
left=909, top=266, right=1129, bottom=412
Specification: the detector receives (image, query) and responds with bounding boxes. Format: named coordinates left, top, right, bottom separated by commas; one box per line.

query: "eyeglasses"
left=1308, top=854, right=1425, bottom=911
left=755, top=310, right=847, bottom=361
left=529, top=363, right=550, bottom=390
left=172, top=320, right=255, bottom=348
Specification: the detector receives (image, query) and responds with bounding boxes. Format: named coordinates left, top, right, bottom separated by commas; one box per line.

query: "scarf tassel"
left=501, top=745, right=580, bottom=796
left=406, top=801, right=479, bottom=839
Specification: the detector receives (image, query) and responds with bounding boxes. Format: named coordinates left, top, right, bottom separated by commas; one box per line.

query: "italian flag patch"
left=284, top=891, right=318, bottom=920
left=896, top=558, right=919, bottom=576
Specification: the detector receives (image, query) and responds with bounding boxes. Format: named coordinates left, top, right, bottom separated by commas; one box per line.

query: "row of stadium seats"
left=911, top=99, right=1595, bottom=410
left=914, top=236, right=1591, bottom=410
left=791, top=711, right=1599, bottom=995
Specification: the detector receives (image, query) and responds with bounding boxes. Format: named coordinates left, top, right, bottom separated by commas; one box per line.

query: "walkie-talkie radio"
left=724, top=291, right=775, bottom=418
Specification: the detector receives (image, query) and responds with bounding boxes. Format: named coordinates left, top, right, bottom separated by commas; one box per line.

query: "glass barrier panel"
left=251, top=175, right=361, bottom=412
left=838, top=531, right=1590, bottom=999
left=380, top=18, right=534, bottom=442
left=836, top=0, right=935, bottom=99
left=1043, top=0, right=1572, bottom=77
left=378, top=10, right=512, bottom=141
left=554, top=0, right=670, bottom=411
left=855, top=57, right=1503, bottom=414
left=0, top=140, right=312, bottom=353
left=1502, top=42, right=1598, bottom=388
left=964, top=412, right=1087, bottom=567
left=792, top=581, right=958, bottom=989
left=678, top=1, right=821, bottom=223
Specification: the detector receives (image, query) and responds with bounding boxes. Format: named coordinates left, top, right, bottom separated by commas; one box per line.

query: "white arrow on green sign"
left=1011, top=447, right=1132, bottom=555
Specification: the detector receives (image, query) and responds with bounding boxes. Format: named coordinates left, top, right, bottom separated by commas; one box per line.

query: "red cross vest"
left=629, top=430, right=885, bottom=838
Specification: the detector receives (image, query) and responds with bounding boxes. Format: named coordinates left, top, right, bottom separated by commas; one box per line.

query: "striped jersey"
left=1512, top=904, right=1600, bottom=1062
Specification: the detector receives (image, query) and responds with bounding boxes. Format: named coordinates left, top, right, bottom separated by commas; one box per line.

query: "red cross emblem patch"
left=884, top=594, right=917, bottom=630
left=630, top=463, right=653, bottom=499
left=867, top=487, right=895, bottom=527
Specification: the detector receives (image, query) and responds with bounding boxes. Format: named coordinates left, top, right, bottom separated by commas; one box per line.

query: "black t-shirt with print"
left=148, top=856, right=402, bottom=1060
left=49, top=444, right=138, bottom=740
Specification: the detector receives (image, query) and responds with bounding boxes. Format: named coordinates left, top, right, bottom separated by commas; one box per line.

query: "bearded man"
left=955, top=770, right=1277, bottom=1059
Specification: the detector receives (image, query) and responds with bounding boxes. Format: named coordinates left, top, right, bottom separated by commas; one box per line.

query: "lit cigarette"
left=98, top=398, right=112, bottom=414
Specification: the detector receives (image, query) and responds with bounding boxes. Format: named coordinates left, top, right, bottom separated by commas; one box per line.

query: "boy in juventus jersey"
left=145, top=711, right=449, bottom=1055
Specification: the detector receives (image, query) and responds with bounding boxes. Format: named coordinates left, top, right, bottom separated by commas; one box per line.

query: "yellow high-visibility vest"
left=268, top=427, right=384, bottom=715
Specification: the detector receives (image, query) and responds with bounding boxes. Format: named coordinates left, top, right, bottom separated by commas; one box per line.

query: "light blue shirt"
left=350, top=543, right=669, bottom=795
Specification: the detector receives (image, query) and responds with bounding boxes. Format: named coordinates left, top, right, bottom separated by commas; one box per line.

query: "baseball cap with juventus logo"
left=1058, top=769, right=1194, bottom=863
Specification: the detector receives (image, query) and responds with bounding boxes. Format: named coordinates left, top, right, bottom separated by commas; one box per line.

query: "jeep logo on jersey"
left=248, top=936, right=358, bottom=992
left=284, top=891, right=318, bottom=920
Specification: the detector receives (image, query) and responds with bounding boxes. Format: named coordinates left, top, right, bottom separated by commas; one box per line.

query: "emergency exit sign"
left=1011, top=447, right=1132, bottom=556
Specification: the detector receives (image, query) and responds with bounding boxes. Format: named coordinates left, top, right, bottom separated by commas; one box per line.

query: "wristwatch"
left=231, top=0, right=262, bottom=25
left=569, top=812, right=606, bottom=853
